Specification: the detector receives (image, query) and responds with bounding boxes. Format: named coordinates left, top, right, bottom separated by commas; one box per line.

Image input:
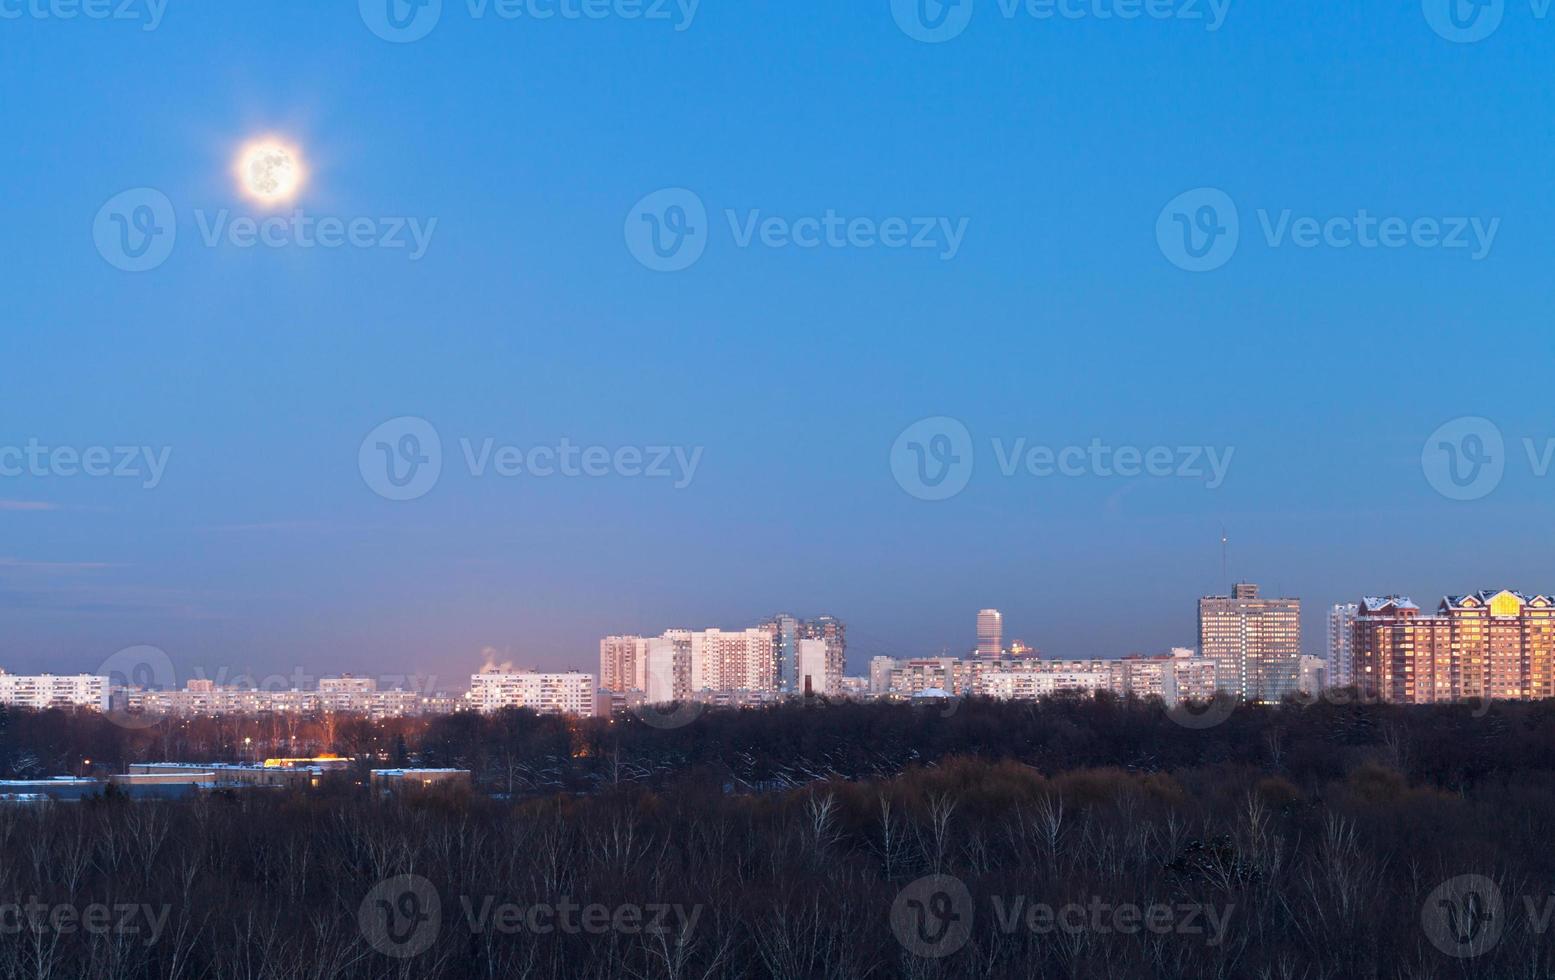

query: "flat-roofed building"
left=468, top=670, right=594, bottom=716
left=371, top=769, right=472, bottom=794
left=0, top=672, right=108, bottom=711
left=1198, top=583, right=1301, bottom=702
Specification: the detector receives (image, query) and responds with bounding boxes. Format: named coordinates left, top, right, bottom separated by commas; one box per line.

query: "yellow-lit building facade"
left=1355, top=590, right=1555, bottom=704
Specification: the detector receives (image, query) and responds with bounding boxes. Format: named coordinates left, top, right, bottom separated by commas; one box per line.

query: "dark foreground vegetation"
left=1, top=695, right=1553, bottom=978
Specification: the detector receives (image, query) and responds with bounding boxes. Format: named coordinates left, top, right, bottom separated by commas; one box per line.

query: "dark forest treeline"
left=0, top=697, right=1552, bottom=977
left=3, top=692, right=1549, bottom=795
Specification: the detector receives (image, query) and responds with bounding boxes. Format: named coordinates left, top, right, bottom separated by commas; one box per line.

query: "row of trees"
left=1, top=691, right=1546, bottom=795
left=0, top=696, right=1549, bottom=977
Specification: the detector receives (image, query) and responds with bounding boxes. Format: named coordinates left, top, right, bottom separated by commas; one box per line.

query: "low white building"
left=121, top=681, right=433, bottom=719
left=0, top=671, right=108, bottom=711
left=468, top=670, right=594, bottom=716
left=981, top=669, right=1108, bottom=701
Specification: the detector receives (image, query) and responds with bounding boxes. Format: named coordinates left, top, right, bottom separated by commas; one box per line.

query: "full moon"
left=236, top=140, right=303, bottom=205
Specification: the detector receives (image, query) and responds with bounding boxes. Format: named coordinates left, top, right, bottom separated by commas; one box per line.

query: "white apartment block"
left=0, top=672, right=108, bottom=711
left=643, top=635, right=689, bottom=703
left=982, top=669, right=1108, bottom=700
left=604, top=627, right=779, bottom=703
left=690, top=628, right=774, bottom=693
left=122, top=682, right=432, bottom=719
left=884, top=658, right=970, bottom=698
left=468, top=670, right=594, bottom=716
left=870, top=656, right=898, bottom=695
left=955, top=653, right=1218, bottom=706
left=796, top=638, right=832, bottom=695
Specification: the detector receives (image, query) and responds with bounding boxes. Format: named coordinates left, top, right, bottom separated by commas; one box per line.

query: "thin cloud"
left=0, top=558, right=121, bottom=573
left=0, top=501, right=59, bottom=512
left=200, top=520, right=334, bottom=533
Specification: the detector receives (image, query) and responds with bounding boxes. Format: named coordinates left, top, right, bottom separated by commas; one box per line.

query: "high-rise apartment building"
left=1198, top=583, right=1301, bottom=702
left=1327, top=603, right=1359, bottom=689
left=977, top=609, right=1003, bottom=657
left=761, top=614, right=802, bottom=692
left=1355, top=590, right=1555, bottom=704
left=690, top=628, right=775, bottom=693
left=602, top=615, right=844, bottom=703
left=800, top=616, right=846, bottom=695
left=599, top=635, right=646, bottom=694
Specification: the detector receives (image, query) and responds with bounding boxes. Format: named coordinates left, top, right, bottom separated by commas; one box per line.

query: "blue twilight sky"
left=1, top=0, right=1552, bottom=686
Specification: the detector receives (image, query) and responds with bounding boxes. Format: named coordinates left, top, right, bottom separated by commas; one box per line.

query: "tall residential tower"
left=977, top=609, right=1003, bottom=657
left=1198, top=583, right=1301, bottom=702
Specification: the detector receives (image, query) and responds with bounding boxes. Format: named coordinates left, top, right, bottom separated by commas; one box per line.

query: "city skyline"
left=10, top=571, right=1555, bottom=681
left=5, top=2, right=1551, bottom=684
left=5, top=3, right=1544, bottom=977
